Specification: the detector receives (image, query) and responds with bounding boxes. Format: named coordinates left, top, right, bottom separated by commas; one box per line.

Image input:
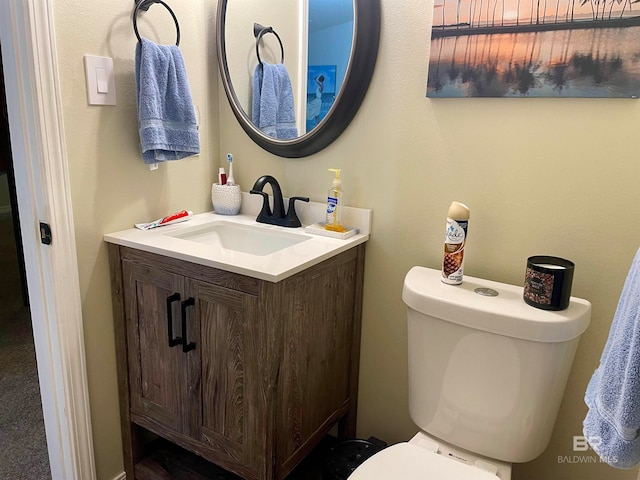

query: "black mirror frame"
left=216, top=0, right=381, bottom=158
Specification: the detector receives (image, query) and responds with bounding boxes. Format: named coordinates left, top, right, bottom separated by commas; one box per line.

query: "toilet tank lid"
left=402, top=267, right=591, bottom=343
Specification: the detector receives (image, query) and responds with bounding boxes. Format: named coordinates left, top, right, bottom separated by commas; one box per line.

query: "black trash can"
left=323, top=437, right=387, bottom=480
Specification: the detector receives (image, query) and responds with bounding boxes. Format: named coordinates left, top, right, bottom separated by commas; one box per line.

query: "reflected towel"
left=584, top=247, right=640, bottom=469
left=252, top=63, right=297, bottom=140
left=135, top=37, right=200, bottom=164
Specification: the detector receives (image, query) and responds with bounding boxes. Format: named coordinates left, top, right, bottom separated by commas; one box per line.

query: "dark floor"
left=140, top=436, right=334, bottom=480
left=0, top=210, right=51, bottom=479
left=139, top=434, right=386, bottom=480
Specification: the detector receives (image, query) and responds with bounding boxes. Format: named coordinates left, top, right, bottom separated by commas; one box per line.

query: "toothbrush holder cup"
left=211, top=183, right=241, bottom=215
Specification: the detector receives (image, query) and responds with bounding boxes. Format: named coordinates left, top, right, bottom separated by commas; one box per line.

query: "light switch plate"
left=84, top=55, right=116, bottom=105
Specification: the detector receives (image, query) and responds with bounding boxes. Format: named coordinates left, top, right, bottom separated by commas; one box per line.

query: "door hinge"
left=39, top=222, right=52, bottom=245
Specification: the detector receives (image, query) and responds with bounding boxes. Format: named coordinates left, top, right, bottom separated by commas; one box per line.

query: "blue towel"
left=135, top=38, right=200, bottom=164
left=584, top=248, right=640, bottom=468
left=252, top=63, right=298, bottom=140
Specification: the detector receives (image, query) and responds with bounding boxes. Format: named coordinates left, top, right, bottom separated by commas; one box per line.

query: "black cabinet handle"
left=180, top=297, right=196, bottom=353
left=166, top=293, right=182, bottom=347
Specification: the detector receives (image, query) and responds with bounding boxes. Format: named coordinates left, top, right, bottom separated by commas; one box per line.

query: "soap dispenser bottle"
left=325, top=168, right=345, bottom=232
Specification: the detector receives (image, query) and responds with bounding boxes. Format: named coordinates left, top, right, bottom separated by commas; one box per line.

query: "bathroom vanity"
left=105, top=209, right=369, bottom=480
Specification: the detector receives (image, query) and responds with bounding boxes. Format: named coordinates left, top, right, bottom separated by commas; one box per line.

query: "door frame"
left=0, top=1, right=96, bottom=479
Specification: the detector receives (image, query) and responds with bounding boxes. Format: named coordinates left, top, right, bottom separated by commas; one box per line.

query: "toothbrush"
left=226, top=153, right=235, bottom=186
left=135, top=210, right=193, bottom=230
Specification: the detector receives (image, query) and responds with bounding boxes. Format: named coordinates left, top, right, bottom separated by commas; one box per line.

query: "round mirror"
left=216, top=0, right=380, bottom=158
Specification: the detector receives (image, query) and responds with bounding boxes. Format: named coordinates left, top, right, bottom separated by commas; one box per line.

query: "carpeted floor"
left=0, top=210, right=51, bottom=479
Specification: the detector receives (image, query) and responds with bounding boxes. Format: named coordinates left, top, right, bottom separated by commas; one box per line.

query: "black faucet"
left=250, top=175, right=309, bottom=228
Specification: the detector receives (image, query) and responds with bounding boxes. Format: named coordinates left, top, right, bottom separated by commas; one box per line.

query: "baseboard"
left=112, top=472, right=126, bottom=480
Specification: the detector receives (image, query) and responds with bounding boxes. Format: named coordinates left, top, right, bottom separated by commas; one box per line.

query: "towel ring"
left=133, top=0, right=181, bottom=46
left=253, top=23, right=284, bottom=64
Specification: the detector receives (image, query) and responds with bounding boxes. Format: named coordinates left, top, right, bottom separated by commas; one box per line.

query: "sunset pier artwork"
left=426, top=0, right=640, bottom=97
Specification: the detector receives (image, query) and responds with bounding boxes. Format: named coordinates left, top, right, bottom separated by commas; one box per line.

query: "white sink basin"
left=104, top=211, right=370, bottom=282
left=168, top=221, right=310, bottom=256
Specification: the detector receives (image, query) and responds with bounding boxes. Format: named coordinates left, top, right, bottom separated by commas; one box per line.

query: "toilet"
left=349, top=266, right=591, bottom=479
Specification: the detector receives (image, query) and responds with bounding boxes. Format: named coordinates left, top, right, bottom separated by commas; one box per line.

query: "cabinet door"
left=123, top=260, right=186, bottom=433
left=183, top=278, right=263, bottom=475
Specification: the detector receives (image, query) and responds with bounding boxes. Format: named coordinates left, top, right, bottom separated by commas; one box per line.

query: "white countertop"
left=104, top=197, right=371, bottom=282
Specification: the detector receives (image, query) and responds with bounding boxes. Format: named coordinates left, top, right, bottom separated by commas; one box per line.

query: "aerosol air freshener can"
left=442, top=201, right=470, bottom=285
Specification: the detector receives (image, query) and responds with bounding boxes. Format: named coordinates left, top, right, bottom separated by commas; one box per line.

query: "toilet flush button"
left=475, top=287, right=499, bottom=297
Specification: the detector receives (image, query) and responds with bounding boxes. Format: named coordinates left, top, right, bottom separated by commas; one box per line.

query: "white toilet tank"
left=402, top=267, right=591, bottom=464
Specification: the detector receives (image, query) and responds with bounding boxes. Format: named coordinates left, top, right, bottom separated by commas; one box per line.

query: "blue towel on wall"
left=252, top=63, right=298, bottom=140
left=584, top=248, right=640, bottom=469
left=135, top=38, right=200, bottom=164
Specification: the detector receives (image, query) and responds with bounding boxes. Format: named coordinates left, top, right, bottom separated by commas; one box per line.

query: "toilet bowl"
left=349, top=267, right=591, bottom=479
left=350, top=432, right=510, bottom=479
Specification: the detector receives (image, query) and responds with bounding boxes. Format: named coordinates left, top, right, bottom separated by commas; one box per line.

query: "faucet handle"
left=250, top=190, right=272, bottom=222
left=284, top=196, right=309, bottom=228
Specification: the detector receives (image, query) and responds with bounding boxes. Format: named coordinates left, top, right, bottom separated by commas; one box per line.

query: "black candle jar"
left=523, top=256, right=575, bottom=311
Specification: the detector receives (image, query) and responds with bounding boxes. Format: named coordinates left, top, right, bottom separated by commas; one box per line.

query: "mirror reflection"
left=217, top=0, right=380, bottom=157
left=305, top=1, right=354, bottom=132
left=224, top=0, right=354, bottom=140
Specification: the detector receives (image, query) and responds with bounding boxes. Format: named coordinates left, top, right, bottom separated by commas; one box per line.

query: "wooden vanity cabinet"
left=108, top=243, right=366, bottom=480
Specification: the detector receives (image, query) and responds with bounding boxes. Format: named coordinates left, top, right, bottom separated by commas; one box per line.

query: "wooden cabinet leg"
left=338, top=406, right=357, bottom=439
left=122, top=423, right=142, bottom=478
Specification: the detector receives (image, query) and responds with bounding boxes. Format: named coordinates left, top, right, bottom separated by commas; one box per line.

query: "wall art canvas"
left=426, top=0, right=640, bottom=97
left=306, top=65, right=337, bottom=131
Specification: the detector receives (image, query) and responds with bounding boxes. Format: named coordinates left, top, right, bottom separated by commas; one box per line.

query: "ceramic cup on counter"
left=211, top=183, right=241, bottom=215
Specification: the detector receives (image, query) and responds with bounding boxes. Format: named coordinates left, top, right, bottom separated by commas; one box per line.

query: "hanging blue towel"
left=135, top=37, right=200, bottom=164
left=252, top=63, right=298, bottom=140
left=584, top=248, right=640, bottom=469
